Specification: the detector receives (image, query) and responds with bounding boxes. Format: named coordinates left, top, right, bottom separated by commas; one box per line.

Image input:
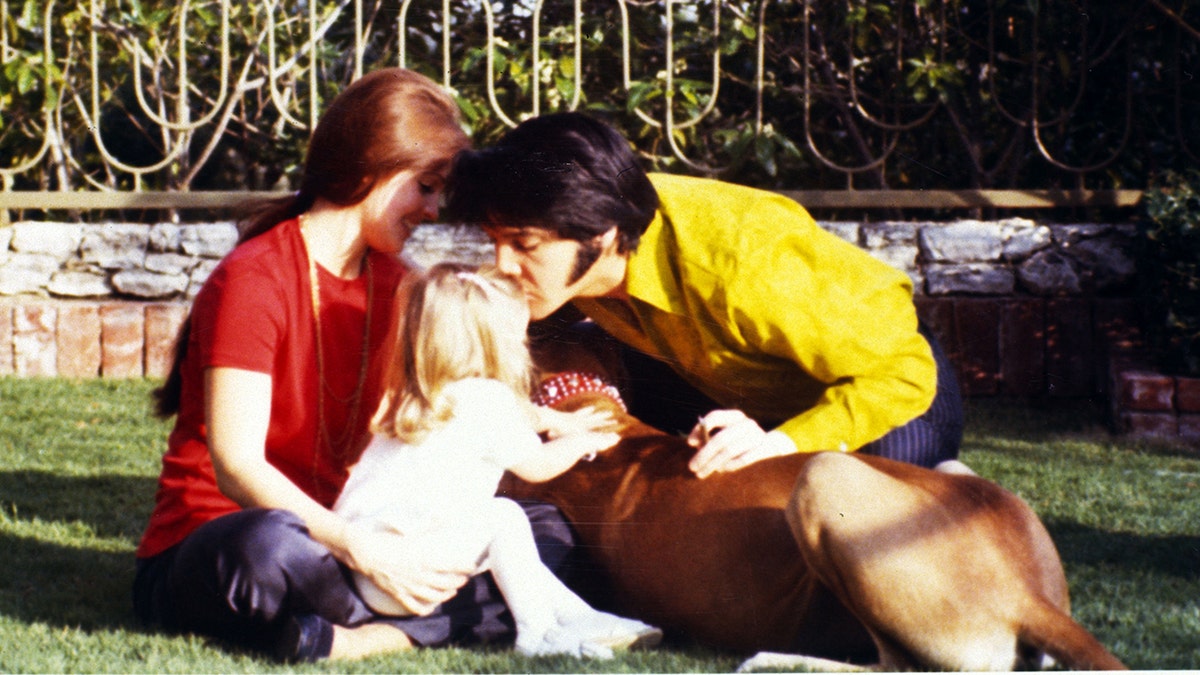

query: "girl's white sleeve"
left=446, top=379, right=542, bottom=470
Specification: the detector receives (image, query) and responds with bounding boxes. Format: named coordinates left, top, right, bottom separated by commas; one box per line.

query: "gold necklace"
left=300, top=216, right=374, bottom=465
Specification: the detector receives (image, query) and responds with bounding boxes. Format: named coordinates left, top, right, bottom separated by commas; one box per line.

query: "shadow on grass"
left=963, top=398, right=1200, bottom=461
left=1045, top=518, right=1200, bottom=580
left=0, top=470, right=157, bottom=541
left=0, top=471, right=158, bottom=633
left=0, top=531, right=141, bottom=632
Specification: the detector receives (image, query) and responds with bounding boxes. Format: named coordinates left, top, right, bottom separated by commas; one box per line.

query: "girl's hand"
left=534, top=405, right=615, bottom=439
left=343, top=522, right=473, bottom=616
left=552, top=430, right=622, bottom=463
left=686, top=409, right=797, bottom=479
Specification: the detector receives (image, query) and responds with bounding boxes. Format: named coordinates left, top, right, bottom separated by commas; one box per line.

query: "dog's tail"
left=1017, top=597, right=1126, bottom=670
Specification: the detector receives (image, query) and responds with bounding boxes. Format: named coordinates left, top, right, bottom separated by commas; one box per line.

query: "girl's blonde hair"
left=372, top=262, right=534, bottom=443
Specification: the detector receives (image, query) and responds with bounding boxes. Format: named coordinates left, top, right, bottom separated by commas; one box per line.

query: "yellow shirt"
left=574, top=173, right=936, bottom=453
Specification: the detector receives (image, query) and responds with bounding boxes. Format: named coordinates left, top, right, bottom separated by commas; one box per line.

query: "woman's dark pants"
left=132, top=501, right=576, bottom=655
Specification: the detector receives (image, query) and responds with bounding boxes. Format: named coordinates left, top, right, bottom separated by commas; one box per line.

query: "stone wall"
left=828, top=218, right=1141, bottom=404
left=0, top=219, right=1143, bottom=402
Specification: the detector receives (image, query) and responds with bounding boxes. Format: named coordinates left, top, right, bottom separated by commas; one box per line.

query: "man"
left=446, top=112, right=962, bottom=477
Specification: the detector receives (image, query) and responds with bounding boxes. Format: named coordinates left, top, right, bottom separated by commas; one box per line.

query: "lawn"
left=0, top=378, right=1196, bottom=672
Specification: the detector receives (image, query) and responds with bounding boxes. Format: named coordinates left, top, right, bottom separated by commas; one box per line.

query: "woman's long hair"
left=371, top=263, right=533, bottom=444
left=153, top=68, right=469, bottom=418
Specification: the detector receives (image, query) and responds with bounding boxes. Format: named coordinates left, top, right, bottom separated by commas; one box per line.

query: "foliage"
left=0, top=0, right=1197, bottom=200
left=1138, top=170, right=1200, bottom=376
left=0, top=381, right=1198, bottom=670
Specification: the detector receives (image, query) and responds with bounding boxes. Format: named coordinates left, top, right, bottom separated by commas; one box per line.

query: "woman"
left=132, top=69, right=579, bottom=662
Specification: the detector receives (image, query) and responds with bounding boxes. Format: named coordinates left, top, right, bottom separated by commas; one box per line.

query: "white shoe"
left=558, top=610, right=663, bottom=652
left=516, top=626, right=615, bottom=660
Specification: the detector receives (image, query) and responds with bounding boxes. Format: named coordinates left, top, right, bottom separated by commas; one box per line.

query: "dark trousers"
left=609, top=323, right=963, bottom=469
left=132, top=501, right=576, bottom=653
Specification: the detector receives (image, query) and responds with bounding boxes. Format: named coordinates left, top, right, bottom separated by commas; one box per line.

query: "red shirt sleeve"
left=192, top=242, right=290, bottom=374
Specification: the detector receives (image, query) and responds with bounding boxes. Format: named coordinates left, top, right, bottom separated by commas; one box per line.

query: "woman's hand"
left=342, top=522, right=473, bottom=616
left=206, top=368, right=471, bottom=615
left=686, top=410, right=797, bottom=479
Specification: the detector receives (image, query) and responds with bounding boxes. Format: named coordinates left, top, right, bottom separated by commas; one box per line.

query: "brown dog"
left=499, top=345, right=1126, bottom=670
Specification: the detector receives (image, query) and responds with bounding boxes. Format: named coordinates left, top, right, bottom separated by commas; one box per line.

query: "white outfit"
left=337, top=378, right=540, bottom=538
left=334, top=378, right=659, bottom=658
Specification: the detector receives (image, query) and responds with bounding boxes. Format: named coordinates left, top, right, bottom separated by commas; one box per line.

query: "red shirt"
left=137, top=219, right=405, bottom=558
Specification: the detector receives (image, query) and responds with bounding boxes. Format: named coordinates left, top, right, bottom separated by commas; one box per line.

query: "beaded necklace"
left=299, top=217, right=374, bottom=466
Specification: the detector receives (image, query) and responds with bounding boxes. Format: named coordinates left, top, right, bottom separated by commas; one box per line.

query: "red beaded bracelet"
left=533, top=371, right=628, bottom=412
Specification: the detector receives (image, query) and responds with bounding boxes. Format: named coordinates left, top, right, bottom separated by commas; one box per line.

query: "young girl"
left=334, top=263, right=662, bottom=659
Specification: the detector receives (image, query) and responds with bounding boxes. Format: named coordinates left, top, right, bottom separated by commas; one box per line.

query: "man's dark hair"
left=446, top=112, right=659, bottom=253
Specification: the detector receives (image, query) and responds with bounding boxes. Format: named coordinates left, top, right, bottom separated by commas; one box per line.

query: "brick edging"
left=0, top=300, right=188, bottom=379
left=1109, top=353, right=1200, bottom=444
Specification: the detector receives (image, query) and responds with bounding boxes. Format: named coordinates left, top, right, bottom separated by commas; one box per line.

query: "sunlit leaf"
left=17, top=65, right=35, bottom=95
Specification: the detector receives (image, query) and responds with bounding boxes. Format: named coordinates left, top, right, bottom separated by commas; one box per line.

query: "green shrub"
left=1139, top=170, right=1200, bottom=376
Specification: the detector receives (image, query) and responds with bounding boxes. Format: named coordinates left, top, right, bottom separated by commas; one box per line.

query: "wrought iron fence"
left=0, top=1, right=1195, bottom=214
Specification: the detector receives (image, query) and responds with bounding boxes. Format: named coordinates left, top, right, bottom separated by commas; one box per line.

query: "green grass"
left=1, top=380, right=1197, bottom=672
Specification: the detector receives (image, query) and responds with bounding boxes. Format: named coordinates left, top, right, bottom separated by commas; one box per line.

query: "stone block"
left=1001, top=222, right=1053, bottom=262
left=0, top=253, right=59, bottom=295
left=819, top=221, right=860, bottom=244
left=111, top=269, right=190, bottom=299
left=1045, top=299, right=1094, bottom=398
left=866, top=245, right=919, bottom=277
left=100, top=304, right=145, bottom=378
left=1176, top=377, right=1200, bottom=414
left=1000, top=299, right=1045, bottom=397
left=12, top=304, right=57, bottom=376
left=861, top=221, right=919, bottom=247
left=79, top=223, right=149, bottom=269
left=1068, top=235, right=1136, bottom=293
left=1054, top=224, right=1112, bottom=245
left=145, top=252, right=196, bottom=275
left=0, top=305, right=12, bottom=375
left=145, top=303, right=188, bottom=378
left=1017, top=249, right=1083, bottom=296
left=148, top=223, right=183, bottom=252
left=404, top=224, right=492, bottom=269
left=1114, top=370, right=1176, bottom=412
left=180, top=223, right=239, bottom=258
left=48, top=271, right=112, bottom=298
left=187, top=259, right=221, bottom=298
left=925, top=263, right=1015, bottom=295
left=57, top=304, right=102, bottom=378
left=1119, top=411, right=1178, bottom=439
left=953, top=298, right=1001, bottom=396
left=919, top=221, right=1005, bottom=262
left=10, top=222, right=82, bottom=258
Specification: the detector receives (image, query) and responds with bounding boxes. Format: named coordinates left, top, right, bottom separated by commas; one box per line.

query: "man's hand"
left=686, top=409, right=797, bottom=479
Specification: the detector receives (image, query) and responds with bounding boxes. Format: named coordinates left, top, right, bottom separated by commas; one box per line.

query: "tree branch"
left=1146, top=0, right=1200, bottom=41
